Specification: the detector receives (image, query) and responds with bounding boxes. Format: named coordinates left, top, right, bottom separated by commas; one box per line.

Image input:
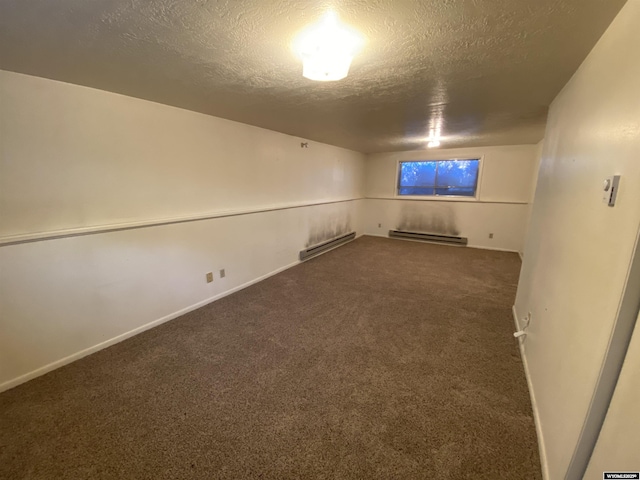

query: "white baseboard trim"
left=512, top=305, right=549, bottom=480
left=0, top=258, right=303, bottom=393
left=467, top=245, right=519, bottom=253
left=362, top=232, right=389, bottom=238
left=0, top=232, right=368, bottom=393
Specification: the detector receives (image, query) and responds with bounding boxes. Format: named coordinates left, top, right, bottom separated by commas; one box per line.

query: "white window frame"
left=394, top=156, right=484, bottom=202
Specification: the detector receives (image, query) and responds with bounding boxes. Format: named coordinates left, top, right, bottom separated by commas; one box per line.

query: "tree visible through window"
left=398, top=159, right=480, bottom=197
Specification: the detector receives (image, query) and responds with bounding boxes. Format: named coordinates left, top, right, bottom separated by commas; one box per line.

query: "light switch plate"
left=602, top=175, right=620, bottom=207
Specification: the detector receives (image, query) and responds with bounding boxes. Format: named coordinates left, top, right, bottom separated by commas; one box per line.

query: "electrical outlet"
left=489, top=233, right=494, bottom=239
left=206, top=272, right=213, bottom=283
left=219, top=269, right=226, bottom=278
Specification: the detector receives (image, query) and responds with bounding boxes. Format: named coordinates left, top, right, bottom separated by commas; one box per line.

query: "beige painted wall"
left=514, top=0, right=640, bottom=478
left=521, top=140, right=543, bottom=254
left=364, top=145, right=540, bottom=252
left=0, top=71, right=364, bottom=240
left=585, top=311, right=640, bottom=477
left=0, top=71, right=366, bottom=390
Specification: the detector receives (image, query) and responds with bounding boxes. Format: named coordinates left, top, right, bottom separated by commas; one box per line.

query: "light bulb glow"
left=293, top=11, right=364, bottom=81
left=426, top=121, right=443, bottom=148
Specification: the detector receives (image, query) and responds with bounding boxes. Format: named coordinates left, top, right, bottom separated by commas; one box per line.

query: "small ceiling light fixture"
left=427, top=126, right=442, bottom=148
left=293, top=11, right=364, bottom=81
left=426, top=115, right=443, bottom=148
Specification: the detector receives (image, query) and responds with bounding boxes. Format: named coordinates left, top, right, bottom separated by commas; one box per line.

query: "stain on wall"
left=306, top=213, right=352, bottom=247
left=396, top=202, right=460, bottom=236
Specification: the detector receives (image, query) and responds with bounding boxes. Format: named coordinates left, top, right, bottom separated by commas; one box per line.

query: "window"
left=397, top=159, right=480, bottom=197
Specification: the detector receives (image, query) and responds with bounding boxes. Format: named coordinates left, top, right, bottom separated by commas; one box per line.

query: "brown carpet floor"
left=0, top=236, right=541, bottom=480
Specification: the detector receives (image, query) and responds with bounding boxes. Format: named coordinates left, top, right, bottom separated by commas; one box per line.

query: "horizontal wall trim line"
left=365, top=197, right=528, bottom=205
left=0, top=197, right=365, bottom=247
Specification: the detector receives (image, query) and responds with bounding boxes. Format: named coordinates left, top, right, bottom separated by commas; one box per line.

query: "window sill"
left=367, top=196, right=528, bottom=205
left=393, top=195, right=479, bottom=202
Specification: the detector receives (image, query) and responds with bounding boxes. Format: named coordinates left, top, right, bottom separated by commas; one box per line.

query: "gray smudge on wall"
left=306, top=213, right=352, bottom=247
left=397, top=203, right=460, bottom=236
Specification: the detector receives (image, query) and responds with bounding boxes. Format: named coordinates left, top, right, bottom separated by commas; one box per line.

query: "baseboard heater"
left=299, top=232, right=356, bottom=261
left=388, top=230, right=468, bottom=246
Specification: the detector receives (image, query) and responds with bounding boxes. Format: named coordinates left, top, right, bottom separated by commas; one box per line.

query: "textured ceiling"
left=0, top=0, right=627, bottom=153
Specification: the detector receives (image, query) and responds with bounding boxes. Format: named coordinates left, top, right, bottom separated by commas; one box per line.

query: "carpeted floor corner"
left=0, top=236, right=541, bottom=479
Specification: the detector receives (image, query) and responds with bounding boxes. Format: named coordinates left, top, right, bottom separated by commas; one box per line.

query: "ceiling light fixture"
left=427, top=126, right=442, bottom=148
left=293, top=11, right=364, bottom=82
left=426, top=112, right=444, bottom=148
